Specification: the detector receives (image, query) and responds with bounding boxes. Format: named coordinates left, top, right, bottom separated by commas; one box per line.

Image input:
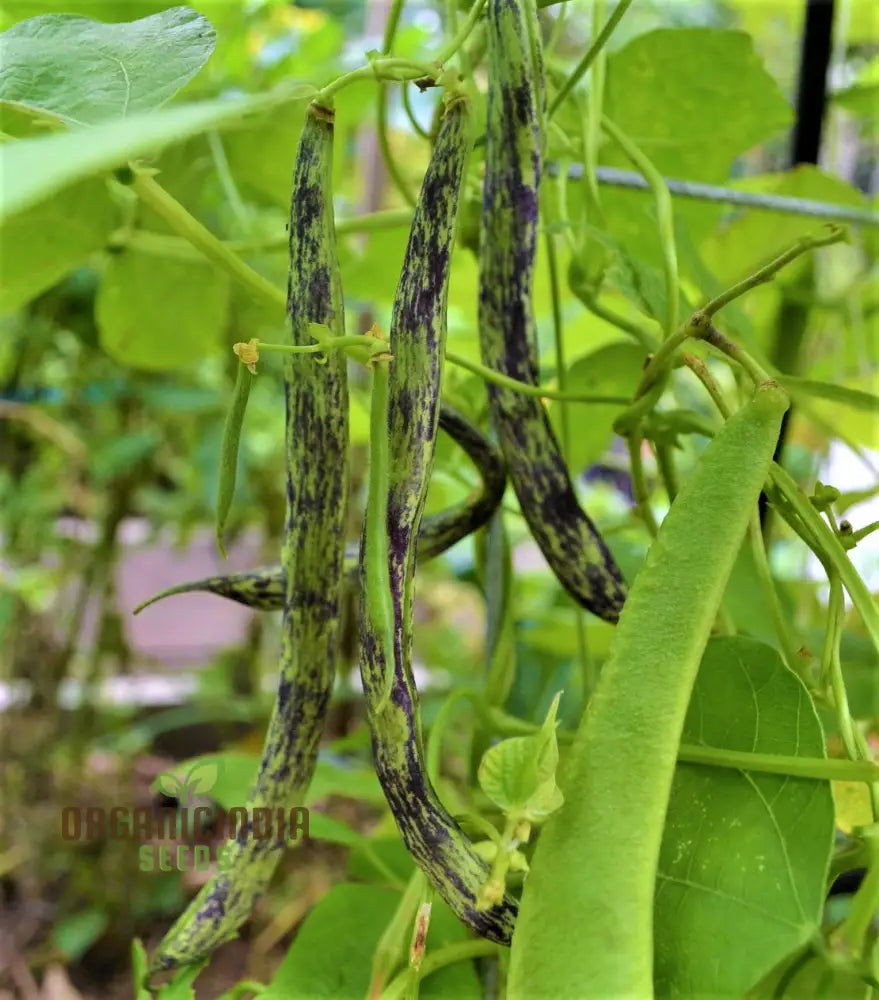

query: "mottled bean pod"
left=151, top=101, right=348, bottom=972
left=358, top=92, right=517, bottom=945
left=479, top=0, right=627, bottom=623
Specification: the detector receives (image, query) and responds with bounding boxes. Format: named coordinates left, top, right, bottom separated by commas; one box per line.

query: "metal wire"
left=547, top=162, right=879, bottom=227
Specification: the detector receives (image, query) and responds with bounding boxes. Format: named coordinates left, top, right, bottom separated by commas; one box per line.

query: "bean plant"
left=1, top=1, right=878, bottom=998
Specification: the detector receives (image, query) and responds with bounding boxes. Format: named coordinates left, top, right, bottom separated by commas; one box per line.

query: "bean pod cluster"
left=147, top=0, right=787, bottom=978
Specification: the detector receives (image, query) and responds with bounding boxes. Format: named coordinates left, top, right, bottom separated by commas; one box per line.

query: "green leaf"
left=304, top=812, right=363, bottom=847
left=777, top=375, right=879, bottom=412
left=547, top=341, right=646, bottom=474
left=50, top=906, right=108, bottom=960
left=0, top=85, right=313, bottom=220
left=262, top=884, right=481, bottom=1000
left=699, top=166, right=867, bottom=291
left=157, top=960, right=208, bottom=999
left=306, top=757, right=386, bottom=807
left=95, top=250, right=229, bottom=371
left=477, top=693, right=564, bottom=821
left=0, top=7, right=216, bottom=124
left=89, top=430, right=161, bottom=482
left=347, top=838, right=415, bottom=885
left=131, top=939, right=151, bottom=1000
left=655, top=636, right=835, bottom=998
left=833, top=56, right=879, bottom=119
left=604, top=28, right=793, bottom=183
left=0, top=176, right=116, bottom=312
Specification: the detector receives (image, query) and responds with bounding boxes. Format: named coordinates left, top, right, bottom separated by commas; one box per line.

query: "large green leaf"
left=0, top=176, right=116, bottom=312
left=700, top=166, right=868, bottom=290
left=0, top=7, right=215, bottom=124
left=547, top=341, right=646, bottom=473
left=262, top=883, right=481, bottom=1000
left=96, top=249, right=229, bottom=370
left=0, top=85, right=312, bottom=220
left=604, top=28, right=793, bottom=183
left=655, top=636, right=835, bottom=998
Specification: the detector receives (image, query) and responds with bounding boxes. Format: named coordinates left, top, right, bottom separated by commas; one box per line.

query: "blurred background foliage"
left=0, top=0, right=876, bottom=996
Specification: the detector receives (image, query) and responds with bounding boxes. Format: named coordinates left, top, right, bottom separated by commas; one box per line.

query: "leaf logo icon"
left=155, top=759, right=221, bottom=808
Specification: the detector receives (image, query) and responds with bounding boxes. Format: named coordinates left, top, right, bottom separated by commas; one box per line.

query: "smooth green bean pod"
left=151, top=101, right=348, bottom=973
left=507, top=382, right=790, bottom=999
left=215, top=360, right=253, bottom=558
left=358, top=93, right=517, bottom=945
left=131, top=403, right=506, bottom=615
left=478, top=0, right=626, bottom=623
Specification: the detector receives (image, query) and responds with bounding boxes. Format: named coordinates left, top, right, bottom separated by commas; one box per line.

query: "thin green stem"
left=582, top=0, right=607, bottom=222
left=701, top=226, right=846, bottom=318
left=676, top=745, right=879, bottom=784
left=207, top=130, right=248, bottom=227
left=119, top=209, right=414, bottom=260
left=365, top=358, right=398, bottom=714
left=486, top=707, right=879, bottom=782
left=131, top=172, right=286, bottom=311
left=654, top=442, right=679, bottom=504
left=770, top=463, right=879, bottom=657
left=381, top=940, right=499, bottom=1000
left=377, top=84, right=418, bottom=207
left=601, top=114, right=678, bottom=338
left=382, top=0, right=407, bottom=52
left=546, top=230, right=594, bottom=693
left=255, top=334, right=385, bottom=363
left=445, top=350, right=630, bottom=404
left=546, top=0, right=568, bottom=54
left=315, top=58, right=437, bottom=106
left=401, top=83, right=430, bottom=140
left=570, top=284, right=659, bottom=351
left=433, top=0, right=487, bottom=69
left=548, top=0, right=634, bottom=117
left=847, top=519, right=879, bottom=544
left=369, top=870, right=427, bottom=1000
left=702, top=325, right=772, bottom=385
left=337, top=208, right=414, bottom=235
left=748, top=513, right=802, bottom=674
left=626, top=433, right=659, bottom=537
left=426, top=688, right=478, bottom=788
left=831, top=834, right=879, bottom=964
left=682, top=354, right=732, bottom=419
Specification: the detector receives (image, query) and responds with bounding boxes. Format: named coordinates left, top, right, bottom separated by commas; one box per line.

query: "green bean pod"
left=132, top=403, right=505, bottom=615
left=215, top=361, right=253, bottom=558
left=479, top=0, right=626, bottom=623
left=358, top=93, right=517, bottom=945
left=151, top=101, right=348, bottom=973
left=507, top=383, right=790, bottom=999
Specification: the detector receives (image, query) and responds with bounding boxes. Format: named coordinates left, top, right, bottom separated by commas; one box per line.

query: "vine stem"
left=702, top=226, right=846, bottom=316
left=748, top=512, right=803, bottom=675
left=380, top=940, right=499, bottom=1000
left=548, top=0, right=634, bottom=117
left=485, top=707, right=879, bottom=782
left=364, top=355, right=398, bottom=714
left=600, top=114, right=678, bottom=339
left=545, top=230, right=593, bottom=694
left=130, top=172, right=286, bottom=311
left=445, top=350, right=630, bottom=404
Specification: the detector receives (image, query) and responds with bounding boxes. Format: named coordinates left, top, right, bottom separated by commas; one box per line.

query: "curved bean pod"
left=131, top=403, right=505, bottom=615
left=478, top=0, right=627, bottom=623
left=358, top=92, right=517, bottom=945
left=151, top=101, right=348, bottom=972
left=507, top=383, right=790, bottom=998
